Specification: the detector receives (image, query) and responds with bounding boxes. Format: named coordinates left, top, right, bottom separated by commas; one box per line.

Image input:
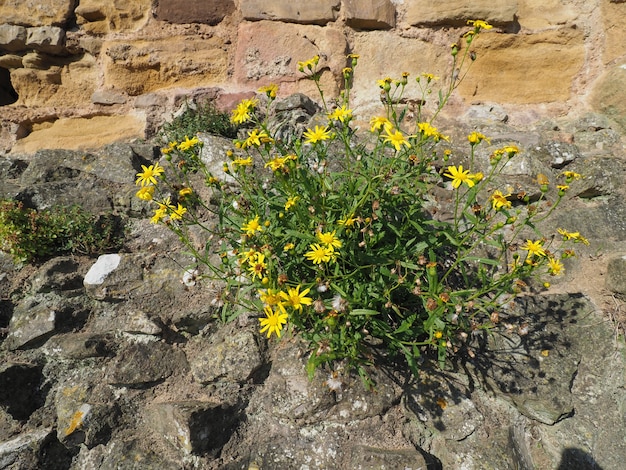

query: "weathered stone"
left=25, top=26, right=66, bottom=55
left=602, top=0, right=626, bottom=64
left=344, top=0, right=396, bottom=30
left=155, top=0, right=235, bottom=25
left=404, top=0, right=518, bottom=26
left=102, top=35, right=230, bottom=95
left=591, top=64, right=626, bottom=132
left=457, top=28, right=585, bottom=104
left=144, top=401, right=243, bottom=455
left=188, top=325, right=263, bottom=384
left=43, top=332, right=115, bottom=360
left=606, top=254, right=626, bottom=294
left=0, top=54, right=23, bottom=69
left=30, top=257, right=84, bottom=295
left=5, top=296, right=58, bottom=350
left=12, top=53, right=98, bottom=107
left=106, top=341, right=188, bottom=387
left=517, top=0, right=580, bottom=30
left=0, top=428, right=53, bottom=469
left=534, top=140, right=580, bottom=169
left=75, top=0, right=150, bottom=34
left=0, top=0, right=75, bottom=27
left=348, top=445, right=428, bottom=469
left=83, top=253, right=141, bottom=301
left=11, top=115, right=145, bottom=154
left=91, top=90, right=127, bottom=105
left=233, top=21, right=346, bottom=97
left=241, top=0, right=340, bottom=25
left=0, top=24, right=27, bottom=52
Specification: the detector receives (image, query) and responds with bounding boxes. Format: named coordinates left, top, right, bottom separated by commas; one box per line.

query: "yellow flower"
left=179, top=187, right=193, bottom=198
left=265, top=156, right=287, bottom=171
left=444, top=165, right=475, bottom=189
left=338, top=215, right=358, bottom=227
left=156, top=196, right=176, bottom=212
left=467, top=131, right=490, bottom=145
left=169, top=203, right=187, bottom=221
left=557, top=228, right=589, bottom=245
left=328, top=105, right=353, bottom=123
left=258, top=83, right=278, bottom=98
left=259, top=288, right=282, bottom=306
left=467, top=19, right=493, bottom=30
left=241, top=215, right=263, bottom=236
left=136, top=185, right=155, bottom=201
left=383, top=128, right=411, bottom=151
left=419, top=73, right=439, bottom=82
left=316, top=230, right=342, bottom=249
left=417, top=122, right=448, bottom=142
left=522, top=239, right=546, bottom=257
left=135, top=162, right=164, bottom=186
left=161, top=141, right=177, bottom=155
left=233, top=156, right=253, bottom=167
left=283, top=242, right=295, bottom=251
left=548, top=257, right=564, bottom=276
left=248, top=253, right=267, bottom=279
left=303, top=125, right=332, bottom=144
left=562, top=171, right=582, bottom=183
left=150, top=207, right=167, bottom=224
left=259, top=305, right=289, bottom=338
left=178, top=135, right=200, bottom=151
left=284, top=196, right=299, bottom=211
left=370, top=116, right=393, bottom=133
left=305, top=243, right=334, bottom=264
left=280, top=285, right=313, bottom=311
left=502, top=145, right=520, bottom=156
left=231, top=98, right=258, bottom=124
left=243, top=129, right=272, bottom=148
left=297, top=55, right=320, bottom=72
left=490, top=190, right=512, bottom=210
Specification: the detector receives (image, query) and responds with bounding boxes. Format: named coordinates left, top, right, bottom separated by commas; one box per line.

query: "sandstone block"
left=457, top=28, right=585, bottom=104
left=91, top=90, right=127, bottom=105
left=606, top=254, right=626, bottom=295
left=241, top=0, right=340, bottom=25
left=404, top=0, right=518, bottom=26
left=0, top=0, right=75, bottom=27
left=75, top=0, right=151, bottom=34
left=602, top=1, right=626, bottom=64
left=25, top=26, right=66, bottom=54
left=233, top=21, right=346, bottom=97
left=345, top=0, right=396, bottom=30
left=0, top=24, right=27, bottom=52
left=10, top=115, right=146, bottom=154
left=0, top=54, right=23, bottom=69
left=155, top=0, right=235, bottom=25
left=516, top=0, right=579, bottom=30
left=102, top=35, right=230, bottom=95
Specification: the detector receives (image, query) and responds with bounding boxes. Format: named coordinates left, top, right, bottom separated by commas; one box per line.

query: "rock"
left=25, top=26, right=66, bottom=55
left=30, top=257, right=84, bottom=295
left=11, top=115, right=145, bottom=154
left=605, top=254, right=626, bottom=294
left=457, top=28, right=585, bottom=104
left=91, top=90, right=127, bottom=105
left=84, top=253, right=141, bottom=301
left=347, top=445, right=428, bottom=469
left=591, top=64, right=626, bottom=132
left=0, top=428, right=54, bottom=469
left=155, top=0, right=235, bottom=26
left=188, top=324, right=263, bottom=384
left=143, top=401, right=243, bottom=455
left=106, top=341, right=188, bottom=387
left=517, top=0, right=579, bottom=30
left=0, top=54, right=23, bottom=69
left=5, top=295, right=60, bottom=350
left=0, top=24, right=27, bottom=52
left=43, top=332, right=115, bottom=360
left=102, top=35, right=230, bottom=96
left=84, top=254, right=121, bottom=287
left=344, top=0, right=396, bottom=30
left=198, top=132, right=237, bottom=183
left=75, top=0, right=151, bottom=34
left=0, top=0, right=75, bottom=27
left=535, top=140, right=580, bottom=168
left=241, top=0, right=340, bottom=25
left=404, top=0, right=518, bottom=26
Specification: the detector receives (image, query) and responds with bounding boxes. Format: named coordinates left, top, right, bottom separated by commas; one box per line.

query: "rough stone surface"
left=457, top=28, right=586, bottom=104
left=0, top=24, right=27, bottom=52
left=0, top=0, right=75, bottom=27
left=75, top=0, right=151, bottom=34
left=404, top=0, right=518, bottom=26
left=591, top=64, right=626, bottom=132
left=606, top=254, right=626, bottom=294
left=155, top=0, right=235, bottom=25
left=25, top=26, right=66, bottom=54
left=241, top=0, right=340, bottom=24
left=345, top=0, right=395, bottom=30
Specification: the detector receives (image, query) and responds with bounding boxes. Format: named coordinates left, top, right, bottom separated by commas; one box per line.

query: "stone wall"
left=0, top=0, right=625, bottom=153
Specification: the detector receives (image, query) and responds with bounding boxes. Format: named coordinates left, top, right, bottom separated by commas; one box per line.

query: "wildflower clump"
left=135, top=21, right=587, bottom=385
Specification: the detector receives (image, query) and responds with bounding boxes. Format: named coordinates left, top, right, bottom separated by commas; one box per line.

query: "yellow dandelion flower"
left=265, top=156, right=287, bottom=171
left=241, top=215, right=263, bottom=236
left=490, top=190, right=512, bottom=210
left=467, top=131, right=490, bottom=145
left=248, top=253, right=267, bottom=279
left=135, top=162, right=165, bottom=187
left=150, top=207, right=167, bottom=225
left=169, top=203, right=187, bottom=221
left=178, top=135, right=200, bottom=151
left=258, top=83, right=278, bottom=98
left=370, top=116, right=393, bottom=133
left=338, top=215, right=358, bottom=227
left=279, top=285, right=313, bottom=311
left=444, top=165, right=475, bottom=189
left=328, top=105, right=353, bottom=123
left=303, top=125, right=332, bottom=144
left=231, top=98, right=258, bottom=124
left=548, top=257, right=564, bottom=276
left=284, top=196, right=299, bottom=211
left=522, top=239, right=546, bottom=257
left=316, top=230, right=342, bottom=249
left=259, top=288, right=282, bottom=306
left=383, top=128, right=411, bottom=151
left=305, top=243, right=334, bottom=264
left=136, top=185, right=155, bottom=201
left=259, top=305, right=289, bottom=338
left=467, top=19, right=493, bottom=30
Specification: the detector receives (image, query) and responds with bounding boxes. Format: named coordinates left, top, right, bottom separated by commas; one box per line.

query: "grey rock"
left=91, top=90, right=128, bottom=105
left=106, top=341, right=188, bottom=387
left=5, top=295, right=59, bottom=350
left=605, top=253, right=626, bottom=294
left=25, top=26, right=66, bottom=55
left=188, top=324, right=263, bottom=384
left=43, top=332, right=115, bottom=360
left=535, top=140, right=580, bottom=168
left=0, top=24, right=27, bottom=52
left=347, top=445, right=428, bottom=469
left=0, top=427, right=53, bottom=469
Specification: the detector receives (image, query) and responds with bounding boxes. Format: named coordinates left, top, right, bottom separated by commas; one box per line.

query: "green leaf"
left=350, top=308, right=380, bottom=316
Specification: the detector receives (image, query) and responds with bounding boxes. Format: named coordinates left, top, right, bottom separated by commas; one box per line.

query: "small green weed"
left=161, top=101, right=239, bottom=143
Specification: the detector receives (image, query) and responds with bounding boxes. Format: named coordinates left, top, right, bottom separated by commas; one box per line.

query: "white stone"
left=83, top=254, right=121, bottom=286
